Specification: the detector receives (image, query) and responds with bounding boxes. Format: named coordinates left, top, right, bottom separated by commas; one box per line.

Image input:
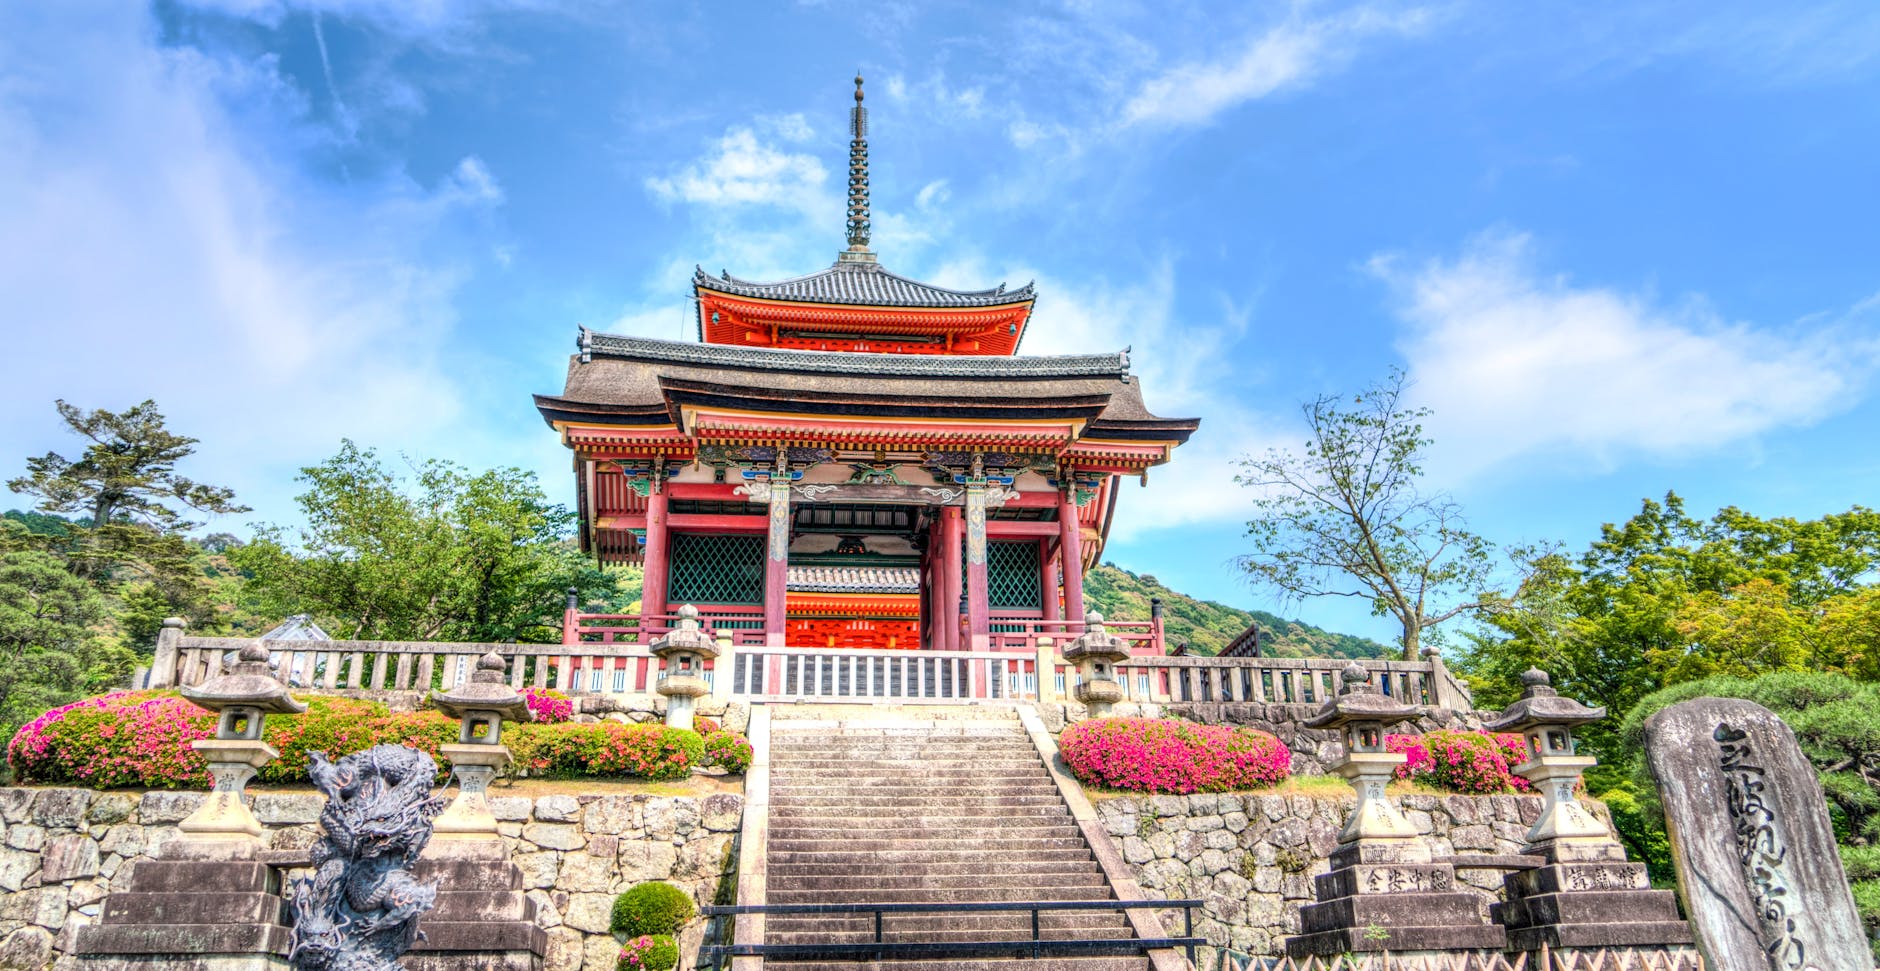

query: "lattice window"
left=668, top=533, right=765, bottom=606
left=987, top=540, right=1041, bottom=609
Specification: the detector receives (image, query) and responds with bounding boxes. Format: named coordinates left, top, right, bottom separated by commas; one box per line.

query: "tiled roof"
left=786, top=565, right=920, bottom=594
left=695, top=262, right=1036, bottom=309
left=585, top=332, right=1126, bottom=379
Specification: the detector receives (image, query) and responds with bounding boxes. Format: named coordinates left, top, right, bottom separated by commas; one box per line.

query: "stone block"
left=514, top=851, right=558, bottom=889
left=0, top=791, right=33, bottom=825
left=137, top=792, right=203, bottom=824
left=413, top=858, right=524, bottom=892
left=0, top=925, right=54, bottom=970
left=121, top=860, right=277, bottom=895
left=40, top=836, right=99, bottom=883
left=535, top=795, right=580, bottom=822
left=555, top=853, right=613, bottom=893
left=700, top=792, right=741, bottom=832
left=84, top=794, right=136, bottom=826
left=74, top=921, right=292, bottom=955
left=522, top=823, right=584, bottom=851
left=4, top=827, right=44, bottom=853
left=580, top=796, right=640, bottom=835
left=616, top=840, right=676, bottom=884
left=250, top=794, right=323, bottom=825
left=490, top=796, right=533, bottom=821
left=561, top=893, right=613, bottom=934
left=100, top=892, right=285, bottom=927
left=31, top=790, right=91, bottom=829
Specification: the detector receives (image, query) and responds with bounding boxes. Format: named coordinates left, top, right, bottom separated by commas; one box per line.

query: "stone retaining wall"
left=1033, top=701, right=1488, bottom=775
left=0, top=787, right=742, bottom=971
left=1094, top=791, right=1546, bottom=964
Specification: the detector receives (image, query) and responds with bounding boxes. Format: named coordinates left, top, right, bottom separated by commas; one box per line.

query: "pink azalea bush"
left=616, top=934, right=678, bottom=970
left=8, top=692, right=216, bottom=789
left=1059, top=717, right=1292, bottom=793
left=9, top=690, right=751, bottom=787
left=1385, top=730, right=1533, bottom=794
left=520, top=687, right=573, bottom=724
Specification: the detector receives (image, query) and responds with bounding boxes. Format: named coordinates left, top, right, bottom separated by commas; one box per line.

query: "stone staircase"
left=759, top=709, right=1154, bottom=971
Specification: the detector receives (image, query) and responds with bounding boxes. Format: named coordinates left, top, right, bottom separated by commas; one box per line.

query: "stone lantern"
left=653, top=604, right=717, bottom=730
left=1306, top=662, right=1424, bottom=848
left=429, top=651, right=534, bottom=840
left=177, top=641, right=308, bottom=848
left=1063, top=611, right=1129, bottom=717
left=1485, top=668, right=1694, bottom=954
left=1288, top=662, right=1507, bottom=958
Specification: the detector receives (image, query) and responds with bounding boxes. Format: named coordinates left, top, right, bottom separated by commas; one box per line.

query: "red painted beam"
left=669, top=513, right=768, bottom=533
left=986, top=520, right=1059, bottom=537
left=668, top=482, right=745, bottom=501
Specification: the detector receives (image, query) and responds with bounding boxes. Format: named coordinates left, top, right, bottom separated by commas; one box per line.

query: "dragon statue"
left=288, top=745, right=449, bottom=971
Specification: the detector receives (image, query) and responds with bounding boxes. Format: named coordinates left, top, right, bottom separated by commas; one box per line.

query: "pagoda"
left=536, top=76, right=1198, bottom=652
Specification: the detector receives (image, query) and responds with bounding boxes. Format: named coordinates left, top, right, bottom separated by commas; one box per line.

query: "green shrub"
left=508, top=723, right=703, bottom=781
left=702, top=730, right=753, bottom=774
left=616, top=933, right=678, bottom=970
left=1843, top=845, right=1880, bottom=883
left=611, top=881, right=695, bottom=936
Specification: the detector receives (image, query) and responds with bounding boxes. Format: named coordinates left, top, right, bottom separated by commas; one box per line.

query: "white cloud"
left=0, top=5, right=506, bottom=526
left=1120, top=6, right=1434, bottom=128
left=644, top=127, right=829, bottom=213
left=1377, top=231, right=1877, bottom=477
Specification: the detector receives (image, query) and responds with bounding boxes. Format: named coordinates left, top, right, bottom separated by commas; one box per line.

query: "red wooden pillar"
left=642, top=487, right=670, bottom=621
left=942, top=508, right=964, bottom=652
left=763, top=467, right=790, bottom=647
left=1058, top=489, right=1086, bottom=631
left=1039, top=541, right=1060, bottom=624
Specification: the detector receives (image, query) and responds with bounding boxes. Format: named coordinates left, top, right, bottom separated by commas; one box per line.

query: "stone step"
left=772, top=761, right=1046, bottom=772
left=772, top=806, right=1069, bottom=820
left=768, top=836, right=1095, bottom=853
left=769, top=860, right=1105, bottom=878
left=765, top=926, right=1134, bottom=946
left=764, top=886, right=1119, bottom=905
left=771, top=742, right=1038, bottom=753
left=763, top=959, right=1150, bottom=971
left=771, top=824, right=1083, bottom=842
left=770, top=784, right=1063, bottom=798
left=768, top=849, right=1098, bottom=866
left=769, top=870, right=1109, bottom=890
left=772, top=770, right=1051, bottom=784
left=765, top=913, right=1131, bottom=935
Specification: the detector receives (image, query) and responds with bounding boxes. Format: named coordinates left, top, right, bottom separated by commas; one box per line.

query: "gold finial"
left=855, top=73, right=865, bottom=102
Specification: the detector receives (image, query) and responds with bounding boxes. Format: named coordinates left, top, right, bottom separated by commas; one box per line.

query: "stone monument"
left=1286, top=663, right=1506, bottom=959
left=1485, top=669, right=1693, bottom=954
left=1644, top=697, right=1869, bottom=971
left=74, top=639, right=306, bottom=970
left=416, top=651, right=547, bottom=971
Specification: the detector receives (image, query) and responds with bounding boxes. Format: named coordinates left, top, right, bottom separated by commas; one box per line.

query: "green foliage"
left=233, top=441, right=625, bottom=643
left=1842, top=845, right=1880, bottom=882
left=1084, top=563, right=1389, bottom=659
left=504, top=722, right=704, bottom=781
left=701, top=730, right=753, bottom=774
left=611, top=881, right=695, bottom=936
left=1611, top=673, right=1880, bottom=886
left=616, top=934, right=678, bottom=971
left=0, top=549, right=134, bottom=749
left=1235, top=369, right=1507, bottom=660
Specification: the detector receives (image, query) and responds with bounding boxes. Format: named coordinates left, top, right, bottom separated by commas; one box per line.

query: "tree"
left=6, top=401, right=247, bottom=634
left=1236, top=369, right=1500, bottom=661
left=234, top=441, right=624, bottom=642
left=0, top=549, right=135, bottom=745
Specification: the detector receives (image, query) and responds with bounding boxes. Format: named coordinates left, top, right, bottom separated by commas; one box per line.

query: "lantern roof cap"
left=1063, top=610, right=1129, bottom=663
left=1304, top=662, right=1418, bottom=729
left=652, top=604, right=719, bottom=659
left=180, top=641, right=308, bottom=715
left=1482, top=667, right=1606, bottom=732
left=431, top=652, right=534, bottom=722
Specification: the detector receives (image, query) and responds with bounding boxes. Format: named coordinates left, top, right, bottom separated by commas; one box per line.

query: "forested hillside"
left=1084, top=562, right=1391, bottom=659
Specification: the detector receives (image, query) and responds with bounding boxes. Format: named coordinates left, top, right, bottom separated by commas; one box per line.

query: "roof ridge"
left=692, top=263, right=1037, bottom=308
left=585, top=332, right=1124, bottom=377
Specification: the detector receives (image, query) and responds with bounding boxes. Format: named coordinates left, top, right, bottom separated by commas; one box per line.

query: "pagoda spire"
left=842, top=73, right=874, bottom=261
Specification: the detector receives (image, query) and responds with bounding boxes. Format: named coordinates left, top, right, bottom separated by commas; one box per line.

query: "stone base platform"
left=1495, top=843, right=1693, bottom=952
left=72, top=858, right=290, bottom=971
left=405, top=845, right=546, bottom=971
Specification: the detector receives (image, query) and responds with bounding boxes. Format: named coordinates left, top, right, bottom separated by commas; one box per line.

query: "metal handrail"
left=699, top=897, right=1204, bottom=965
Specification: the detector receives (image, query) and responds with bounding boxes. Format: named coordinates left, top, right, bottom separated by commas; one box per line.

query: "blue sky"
left=3, top=1, right=1878, bottom=643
